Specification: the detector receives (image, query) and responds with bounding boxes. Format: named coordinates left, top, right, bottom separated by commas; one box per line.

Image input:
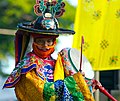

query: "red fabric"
left=32, top=41, right=56, bottom=59
left=15, top=32, right=19, bottom=66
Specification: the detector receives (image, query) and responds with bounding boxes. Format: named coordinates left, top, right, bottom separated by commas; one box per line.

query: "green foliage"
left=59, top=1, right=76, bottom=29
left=0, top=0, right=36, bottom=29
left=0, top=34, right=14, bottom=59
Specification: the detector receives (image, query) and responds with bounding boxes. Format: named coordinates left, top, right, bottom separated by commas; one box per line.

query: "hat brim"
left=17, top=22, right=75, bottom=35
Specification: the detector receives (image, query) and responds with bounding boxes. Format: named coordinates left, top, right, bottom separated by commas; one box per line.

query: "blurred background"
left=0, top=0, right=120, bottom=101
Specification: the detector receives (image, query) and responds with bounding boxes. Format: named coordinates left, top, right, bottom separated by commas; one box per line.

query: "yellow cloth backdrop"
left=72, top=0, right=120, bottom=71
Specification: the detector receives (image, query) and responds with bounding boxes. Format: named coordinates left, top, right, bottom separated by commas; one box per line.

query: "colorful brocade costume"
left=3, top=52, right=56, bottom=87
left=3, top=48, right=95, bottom=101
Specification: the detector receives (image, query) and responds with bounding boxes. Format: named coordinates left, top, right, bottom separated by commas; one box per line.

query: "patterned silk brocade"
left=15, top=70, right=45, bottom=101
left=15, top=70, right=85, bottom=101
left=3, top=52, right=55, bottom=88
left=3, top=50, right=94, bottom=101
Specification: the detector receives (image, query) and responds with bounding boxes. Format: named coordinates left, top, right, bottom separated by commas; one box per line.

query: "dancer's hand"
left=92, top=79, right=102, bottom=93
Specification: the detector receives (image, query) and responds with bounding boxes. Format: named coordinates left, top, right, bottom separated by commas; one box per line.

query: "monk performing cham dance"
left=3, top=0, right=117, bottom=101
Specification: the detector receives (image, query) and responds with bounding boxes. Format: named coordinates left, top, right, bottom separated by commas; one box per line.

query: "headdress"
left=18, top=0, right=75, bottom=35
left=15, top=0, right=75, bottom=65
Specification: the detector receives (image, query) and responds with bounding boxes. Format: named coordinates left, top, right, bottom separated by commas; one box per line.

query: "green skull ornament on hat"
left=18, top=0, right=75, bottom=35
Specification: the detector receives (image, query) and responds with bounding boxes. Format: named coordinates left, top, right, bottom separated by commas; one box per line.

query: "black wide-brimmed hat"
left=17, top=0, right=75, bottom=35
